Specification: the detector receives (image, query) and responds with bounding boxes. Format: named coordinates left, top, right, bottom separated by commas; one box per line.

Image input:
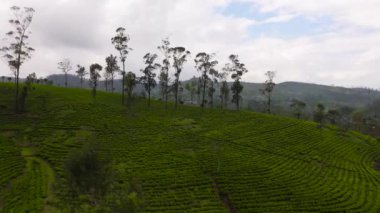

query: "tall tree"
left=290, top=99, right=306, bottom=119
left=261, top=71, right=276, bottom=114
left=224, top=54, right=248, bottom=110
left=0, top=6, right=35, bottom=111
left=89, top=64, right=102, bottom=100
left=194, top=52, right=218, bottom=108
left=103, top=71, right=111, bottom=91
left=140, top=53, right=160, bottom=107
left=207, top=78, right=218, bottom=108
left=105, top=54, right=119, bottom=93
left=326, top=109, right=340, bottom=125
left=125, top=71, right=137, bottom=105
left=111, top=27, right=132, bottom=105
left=219, top=71, right=229, bottom=109
left=157, top=38, right=172, bottom=108
left=75, top=65, right=87, bottom=88
left=58, top=58, right=72, bottom=88
left=170, top=47, right=190, bottom=109
left=313, top=103, right=326, bottom=128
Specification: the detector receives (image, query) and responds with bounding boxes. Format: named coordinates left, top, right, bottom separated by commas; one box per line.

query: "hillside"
left=46, top=74, right=380, bottom=113
left=1, top=82, right=380, bottom=212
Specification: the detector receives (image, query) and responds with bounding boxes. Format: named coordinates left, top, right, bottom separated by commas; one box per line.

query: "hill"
left=1, top=82, right=380, bottom=212
left=46, top=74, right=380, bottom=114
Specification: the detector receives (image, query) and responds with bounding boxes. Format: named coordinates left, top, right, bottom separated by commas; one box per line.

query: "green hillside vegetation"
left=1, top=82, right=380, bottom=212
left=44, top=74, right=380, bottom=112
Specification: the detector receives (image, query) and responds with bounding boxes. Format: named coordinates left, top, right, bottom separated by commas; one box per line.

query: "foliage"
left=105, top=54, right=119, bottom=93
left=139, top=53, right=160, bottom=107
left=89, top=63, right=102, bottom=100
left=261, top=71, right=276, bottom=113
left=290, top=99, right=306, bottom=119
left=169, top=46, right=190, bottom=109
left=157, top=38, right=171, bottom=107
left=65, top=141, right=113, bottom=206
left=125, top=71, right=137, bottom=104
left=313, top=103, right=326, bottom=127
left=75, top=65, right=87, bottom=88
left=194, top=52, right=218, bottom=108
left=111, top=27, right=132, bottom=105
left=1, top=79, right=380, bottom=212
left=224, top=54, right=248, bottom=110
left=0, top=6, right=35, bottom=111
left=57, top=58, right=72, bottom=88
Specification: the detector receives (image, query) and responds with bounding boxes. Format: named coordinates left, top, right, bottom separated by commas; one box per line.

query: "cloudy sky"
left=0, top=0, right=380, bottom=88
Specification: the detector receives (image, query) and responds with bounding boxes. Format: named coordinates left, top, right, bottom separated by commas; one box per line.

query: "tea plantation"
left=1, top=82, right=380, bottom=212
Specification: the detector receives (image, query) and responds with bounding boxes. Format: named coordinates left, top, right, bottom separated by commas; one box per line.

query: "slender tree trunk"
left=122, top=62, right=125, bottom=105
left=65, top=72, right=68, bottom=88
left=161, top=85, right=165, bottom=102
left=236, top=92, right=239, bottom=110
left=111, top=74, right=114, bottom=93
left=174, top=78, right=178, bottom=109
left=267, top=94, right=271, bottom=114
left=93, top=82, right=97, bottom=101
left=15, top=67, right=19, bottom=111
left=80, top=77, right=83, bottom=88
left=14, top=35, right=26, bottom=112
left=165, top=71, right=168, bottom=109
left=148, top=84, right=151, bottom=108
left=202, top=76, right=206, bottom=108
left=105, top=78, right=108, bottom=91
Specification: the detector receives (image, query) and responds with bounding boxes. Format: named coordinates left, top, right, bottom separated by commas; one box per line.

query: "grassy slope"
left=1, top=82, right=380, bottom=212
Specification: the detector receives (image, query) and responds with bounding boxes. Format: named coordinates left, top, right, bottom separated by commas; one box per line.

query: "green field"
left=1, top=82, right=380, bottom=212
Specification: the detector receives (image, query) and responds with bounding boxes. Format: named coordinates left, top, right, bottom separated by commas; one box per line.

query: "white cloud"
left=0, top=0, right=379, bottom=88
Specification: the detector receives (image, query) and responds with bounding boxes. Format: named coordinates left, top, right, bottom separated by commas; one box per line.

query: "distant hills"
left=46, top=74, right=380, bottom=114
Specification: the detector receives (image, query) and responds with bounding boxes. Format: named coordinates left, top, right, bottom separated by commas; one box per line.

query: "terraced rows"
left=0, top=139, right=25, bottom=189
left=1, top=156, right=51, bottom=212
left=1, top=84, right=380, bottom=212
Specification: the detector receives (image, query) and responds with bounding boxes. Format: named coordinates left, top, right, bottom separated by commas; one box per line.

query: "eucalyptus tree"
left=125, top=71, right=137, bottom=104
left=89, top=64, right=102, bottom=100
left=196, top=77, right=202, bottom=104
left=260, top=71, right=276, bottom=114
left=111, top=27, right=132, bottom=104
left=290, top=99, right=306, bottom=119
left=170, top=47, right=190, bottom=109
left=58, top=58, right=72, bottom=88
left=313, top=103, right=326, bottom=128
left=194, top=52, right=218, bottom=108
left=103, top=71, right=111, bottom=91
left=224, top=54, right=248, bottom=110
left=105, top=54, right=119, bottom=93
left=0, top=6, right=35, bottom=110
left=157, top=38, right=171, bottom=107
left=219, top=71, right=229, bottom=109
left=75, top=65, right=87, bottom=88
left=140, top=53, right=160, bottom=107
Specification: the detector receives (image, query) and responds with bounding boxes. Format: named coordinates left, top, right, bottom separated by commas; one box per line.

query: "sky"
left=0, top=0, right=380, bottom=88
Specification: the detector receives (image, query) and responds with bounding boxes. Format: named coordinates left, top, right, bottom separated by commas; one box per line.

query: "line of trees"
left=0, top=6, right=278, bottom=112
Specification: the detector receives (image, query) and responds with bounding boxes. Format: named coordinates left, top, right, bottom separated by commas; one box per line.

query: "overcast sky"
left=1, top=0, right=380, bottom=88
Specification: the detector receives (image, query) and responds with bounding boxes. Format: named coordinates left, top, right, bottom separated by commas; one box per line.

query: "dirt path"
left=212, top=178, right=237, bottom=213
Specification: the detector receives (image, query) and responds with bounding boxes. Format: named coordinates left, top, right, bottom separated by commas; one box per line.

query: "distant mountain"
left=47, top=74, right=380, bottom=114
left=240, top=81, right=380, bottom=114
